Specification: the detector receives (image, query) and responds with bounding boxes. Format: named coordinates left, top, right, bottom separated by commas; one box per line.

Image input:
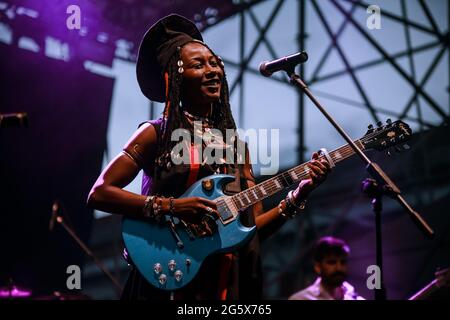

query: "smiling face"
left=180, top=41, right=224, bottom=108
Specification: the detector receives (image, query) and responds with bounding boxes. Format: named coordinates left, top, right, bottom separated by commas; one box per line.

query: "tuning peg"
left=386, top=118, right=392, bottom=124
left=367, top=124, right=374, bottom=131
left=403, top=144, right=410, bottom=150
left=376, top=121, right=382, bottom=127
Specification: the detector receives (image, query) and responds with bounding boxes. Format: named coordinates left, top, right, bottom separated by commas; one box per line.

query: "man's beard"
left=322, top=271, right=347, bottom=287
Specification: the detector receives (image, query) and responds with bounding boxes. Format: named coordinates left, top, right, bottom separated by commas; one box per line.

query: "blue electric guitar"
left=122, top=120, right=412, bottom=291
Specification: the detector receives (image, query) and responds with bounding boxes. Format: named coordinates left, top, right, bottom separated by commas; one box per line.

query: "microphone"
left=49, top=201, right=59, bottom=231
left=0, top=112, right=29, bottom=128
left=259, top=51, right=308, bottom=77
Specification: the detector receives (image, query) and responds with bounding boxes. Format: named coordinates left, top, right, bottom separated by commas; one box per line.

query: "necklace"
left=183, top=110, right=212, bottom=124
left=182, top=104, right=213, bottom=125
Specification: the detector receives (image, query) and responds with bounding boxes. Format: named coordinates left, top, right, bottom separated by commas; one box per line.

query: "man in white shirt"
left=289, top=236, right=364, bottom=300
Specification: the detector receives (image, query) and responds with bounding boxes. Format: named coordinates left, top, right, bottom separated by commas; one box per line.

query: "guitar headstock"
left=361, top=119, right=412, bottom=152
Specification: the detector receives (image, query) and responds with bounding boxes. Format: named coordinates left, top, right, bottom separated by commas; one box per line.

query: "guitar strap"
left=217, top=140, right=250, bottom=300
left=217, top=159, right=238, bottom=300
left=223, top=137, right=248, bottom=194
left=186, top=143, right=201, bottom=188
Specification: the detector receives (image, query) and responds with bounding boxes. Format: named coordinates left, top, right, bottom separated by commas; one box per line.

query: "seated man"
left=289, top=236, right=364, bottom=300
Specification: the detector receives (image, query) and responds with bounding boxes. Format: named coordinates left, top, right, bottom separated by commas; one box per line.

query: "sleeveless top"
left=121, top=118, right=263, bottom=300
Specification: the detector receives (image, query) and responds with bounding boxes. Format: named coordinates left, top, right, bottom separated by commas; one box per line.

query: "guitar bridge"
left=180, top=218, right=216, bottom=239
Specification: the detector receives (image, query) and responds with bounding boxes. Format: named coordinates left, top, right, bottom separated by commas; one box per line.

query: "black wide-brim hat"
left=136, top=14, right=203, bottom=102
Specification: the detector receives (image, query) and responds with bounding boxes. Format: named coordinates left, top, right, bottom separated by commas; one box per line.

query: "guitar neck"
left=409, top=267, right=450, bottom=300
left=408, top=280, right=438, bottom=300
left=230, top=140, right=365, bottom=211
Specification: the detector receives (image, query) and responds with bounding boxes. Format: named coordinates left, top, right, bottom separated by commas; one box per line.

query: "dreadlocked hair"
left=155, top=43, right=239, bottom=166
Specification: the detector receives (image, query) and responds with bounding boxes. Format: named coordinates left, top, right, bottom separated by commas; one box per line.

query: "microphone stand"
left=51, top=207, right=123, bottom=296
left=361, top=178, right=396, bottom=300
left=284, top=67, right=434, bottom=300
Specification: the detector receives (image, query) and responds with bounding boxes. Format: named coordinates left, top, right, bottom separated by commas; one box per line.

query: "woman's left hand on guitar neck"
left=252, top=152, right=331, bottom=240
left=292, top=152, right=332, bottom=204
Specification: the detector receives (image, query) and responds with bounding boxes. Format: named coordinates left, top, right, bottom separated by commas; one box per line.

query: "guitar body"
left=121, top=120, right=412, bottom=292
left=122, top=174, right=256, bottom=291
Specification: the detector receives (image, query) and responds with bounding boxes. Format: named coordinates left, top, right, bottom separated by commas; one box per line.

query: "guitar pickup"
left=216, top=199, right=234, bottom=222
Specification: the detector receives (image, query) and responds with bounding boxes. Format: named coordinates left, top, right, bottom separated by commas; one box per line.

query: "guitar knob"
left=168, top=260, right=176, bottom=272
left=202, top=179, right=214, bottom=191
left=154, top=263, right=162, bottom=274
left=158, top=274, right=167, bottom=285
left=185, top=258, right=191, bottom=266
left=174, top=270, right=183, bottom=282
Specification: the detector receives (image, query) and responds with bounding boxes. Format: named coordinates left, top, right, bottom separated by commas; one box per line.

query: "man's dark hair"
left=313, top=236, right=350, bottom=262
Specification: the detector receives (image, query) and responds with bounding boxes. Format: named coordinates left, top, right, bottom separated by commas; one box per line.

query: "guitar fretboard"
left=229, top=140, right=365, bottom=211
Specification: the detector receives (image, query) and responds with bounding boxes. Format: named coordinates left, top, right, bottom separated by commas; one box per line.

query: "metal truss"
left=221, top=0, right=449, bottom=298
left=224, top=0, right=449, bottom=164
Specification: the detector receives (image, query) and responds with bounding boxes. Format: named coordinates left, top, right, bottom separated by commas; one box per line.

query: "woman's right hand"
left=171, top=197, right=219, bottom=223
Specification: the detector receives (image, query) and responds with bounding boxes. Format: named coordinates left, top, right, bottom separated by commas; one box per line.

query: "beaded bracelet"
left=143, top=195, right=164, bottom=222
left=152, top=197, right=163, bottom=223
left=278, top=190, right=307, bottom=220
left=287, top=190, right=307, bottom=211
left=143, top=195, right=155, bottom=218
left=169, top=197, right=175, bottom=216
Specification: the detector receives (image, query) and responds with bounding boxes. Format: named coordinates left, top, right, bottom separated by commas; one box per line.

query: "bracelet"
left=143, top=195, right=164, bottom=222
left=279, top=202, right=296, bottom=220
left=143, top=195, right=155, bottom=218
left=278, top=190, right=307, bottom=220
left=152, top=197, right=163, bottom=223
left=169, top=197, right=175, bottom=215
left=278, top=199, right=297, bottom=220
left=287, top=190, right=307, bottom=211
left=277, top=200, right=288, bottom=217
